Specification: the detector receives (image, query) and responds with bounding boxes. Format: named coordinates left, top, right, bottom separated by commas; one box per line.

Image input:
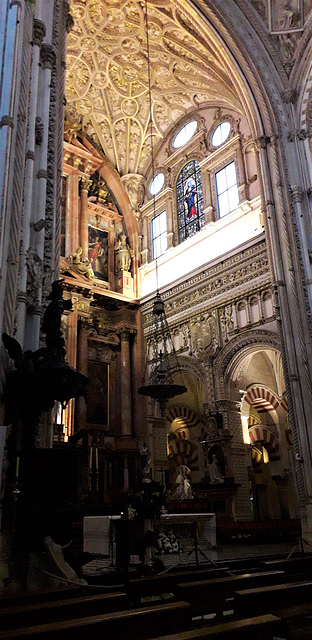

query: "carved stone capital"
left=290, top=185, right=303, bottom=204
left=288, top=129, right=307, bottom=142
left=255, top=136, right=271, bottom=150
left=121, top=173, right=146, bottom=219
left=282, top=88, right=297, bottom=104
left=0, top=115, right=14, bottom=129
left=37, top=169, right=48, bottom=180
left=35, top=116, right=43, bottom=146
left=32, top=18, right=46, bottom=47
left=26, top=149, right=35, bottom=160
left=66, top=12, right=74, bottom=33
left=41, top=44, right=56, bottom=70
left=80, top=177, right=93, bottom=192
left=117, top=327, right=134, bottom=342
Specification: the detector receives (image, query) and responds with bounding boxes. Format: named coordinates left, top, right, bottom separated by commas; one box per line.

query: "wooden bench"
left=127, top=567, right=229, bottom=603
left=0, top=585, right=83, bottom=608
left=260, top=555, right=312, bottom=574
left=0, top=591, right=127, bottom=631
left=234, top=579, right=312, bottom=618
left=149, top=614, right=283, bottom=640
left=174, top=570, right=286, bottom=618
left=0, top=600, right=192, bottom=640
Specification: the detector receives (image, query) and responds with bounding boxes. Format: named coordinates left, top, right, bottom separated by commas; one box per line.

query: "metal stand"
left=187, top=520, right=217, bottom=567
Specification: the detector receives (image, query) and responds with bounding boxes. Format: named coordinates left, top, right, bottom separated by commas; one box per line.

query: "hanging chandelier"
left=138, top=1, right=187, bottom=410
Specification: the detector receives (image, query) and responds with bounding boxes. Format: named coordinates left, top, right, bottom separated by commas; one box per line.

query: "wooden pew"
left=174, top=570, right=286, bottom=618
left=234, top=579, right=312, bottom=618
left=149, top=614, right=283, bottom=640
left=127, top=567, right=229, bottom=603
left=260, top=555, right=312, bottom=574
left=0, top=591, right=128, bottom=631
left=0, top=600, right=192, bottom=640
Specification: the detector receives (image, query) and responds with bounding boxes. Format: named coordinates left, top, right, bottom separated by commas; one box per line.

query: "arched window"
left=176, top=160, right=204, bottom=243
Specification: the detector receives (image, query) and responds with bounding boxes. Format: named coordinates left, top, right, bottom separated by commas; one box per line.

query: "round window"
left=172, top=120, right=198, bottom=149
left=211, top=121, right=231, bottom=147
left=149, top=172, right=165, bottom=196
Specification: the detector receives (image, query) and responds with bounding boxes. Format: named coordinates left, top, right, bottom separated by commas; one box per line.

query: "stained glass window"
left=176, top=160, right=204, bottom=243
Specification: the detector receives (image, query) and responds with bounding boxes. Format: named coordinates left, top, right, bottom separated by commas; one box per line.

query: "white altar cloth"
left=160, top=512, right=216, bottom=548
left=83, top=515, right=121, bottom=555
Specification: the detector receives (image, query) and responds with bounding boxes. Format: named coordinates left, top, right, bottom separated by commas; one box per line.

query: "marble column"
left=119, top=328, right=132, bottom=436
left=79, top=177, right=92, bottom=258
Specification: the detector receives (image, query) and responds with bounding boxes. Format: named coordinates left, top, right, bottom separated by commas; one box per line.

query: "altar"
left=160, top=512, right=216, bottom=549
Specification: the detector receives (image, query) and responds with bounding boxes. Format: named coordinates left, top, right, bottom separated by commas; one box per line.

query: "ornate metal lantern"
left=138, top=292, right=187, bottom=410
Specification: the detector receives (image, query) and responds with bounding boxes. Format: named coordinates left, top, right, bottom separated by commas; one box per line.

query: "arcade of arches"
left=1, top=0, right=312, bottom=568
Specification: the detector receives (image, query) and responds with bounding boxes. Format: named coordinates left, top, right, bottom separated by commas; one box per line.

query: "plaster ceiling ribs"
left=66, top=0, right=244, bottom=178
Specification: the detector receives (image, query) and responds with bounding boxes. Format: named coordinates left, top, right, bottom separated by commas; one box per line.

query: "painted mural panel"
left=88, top=225, right=109, bottom=281
left=87, top=361, right=109, bottom=426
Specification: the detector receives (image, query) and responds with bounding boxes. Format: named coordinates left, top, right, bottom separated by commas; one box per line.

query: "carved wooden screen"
left=176, top=160, right=204, bottom=243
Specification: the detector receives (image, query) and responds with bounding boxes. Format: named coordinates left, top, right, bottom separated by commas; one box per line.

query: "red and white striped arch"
left=244, top=386, right=279, bottom=413
left=168, top=436, right=198, bottom=469
left=166, top=406, right=201, bottom=430
left=249, top=424, right=279, bottom=459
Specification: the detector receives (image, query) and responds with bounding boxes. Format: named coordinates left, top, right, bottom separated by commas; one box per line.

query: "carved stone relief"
left=26, top=249, right=43, bottom=310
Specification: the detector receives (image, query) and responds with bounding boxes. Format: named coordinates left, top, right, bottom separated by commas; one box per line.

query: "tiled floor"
left=82, top=538, right=309, bottom=578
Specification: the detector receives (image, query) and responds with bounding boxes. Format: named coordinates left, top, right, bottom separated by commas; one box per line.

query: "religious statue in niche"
left=174, top=465, right=193, bottom=500
left=208, top=446, right=225, bottom=484
left=115, top=233, right=134, bottom=273
left=88, top=226, right=108, bottom=281
left=67, top=247, right=94, bottom=281
left=184, top=177, right=198, bottom=220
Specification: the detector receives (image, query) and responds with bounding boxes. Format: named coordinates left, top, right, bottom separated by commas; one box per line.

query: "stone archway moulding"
left=214, top=329, right=281, bottom=400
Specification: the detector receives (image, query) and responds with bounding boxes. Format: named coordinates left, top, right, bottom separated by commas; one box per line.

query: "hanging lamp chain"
left=144, top=0, right=159, bottom=291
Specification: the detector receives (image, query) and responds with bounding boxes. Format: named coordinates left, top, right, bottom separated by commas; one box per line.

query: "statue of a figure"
left=115, top=233, right=134, bottom=273
left=42, top=279, right=72, bottom=348
left=140, top=442, right=151, bottom=482
left=209, top=454, right=225, bottom=484
left=174, top=465, right=192, bottom=500
left=67, top=247, right=94, bottom=281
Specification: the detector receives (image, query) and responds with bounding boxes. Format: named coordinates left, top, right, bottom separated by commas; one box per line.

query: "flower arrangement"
left=156, top=529, right=182, bottom=554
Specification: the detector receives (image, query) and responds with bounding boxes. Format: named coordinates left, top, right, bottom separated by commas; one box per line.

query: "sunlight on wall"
left=241, top=415, right=250, bottom=444
left=140, top=202, right=262, bottom=297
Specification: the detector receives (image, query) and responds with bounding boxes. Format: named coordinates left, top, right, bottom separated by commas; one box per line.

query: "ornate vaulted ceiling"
left=66, top=0, right=245, bottom=177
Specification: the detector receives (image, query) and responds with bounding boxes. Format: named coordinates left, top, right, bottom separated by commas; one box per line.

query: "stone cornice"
left=141, top=238, right=270, bottom=327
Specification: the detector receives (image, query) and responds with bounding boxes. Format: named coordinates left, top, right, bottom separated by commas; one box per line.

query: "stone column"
left=201, top=168, right=215, bottom=223
left=118, top=328, right=132, bottom=436
left=123, top=455, right=129, bottom=491
left=67, top=171, right=79, bottom=256
left=141, top=216, right=149, bottom=265
left=166, top=191, right=174, bottom=249
left=15, top=17, right=46, bottom=348
left=79, top=177, right=92, bottom=258
left=290, top=185, right=312, bottom=311
left=236, top=138, right=248, bottom=202
left=216, top=399, right=252, bottom=520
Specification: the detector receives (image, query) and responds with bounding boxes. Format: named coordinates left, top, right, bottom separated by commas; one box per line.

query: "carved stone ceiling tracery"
left=66, top=0, right=245, bottom=176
